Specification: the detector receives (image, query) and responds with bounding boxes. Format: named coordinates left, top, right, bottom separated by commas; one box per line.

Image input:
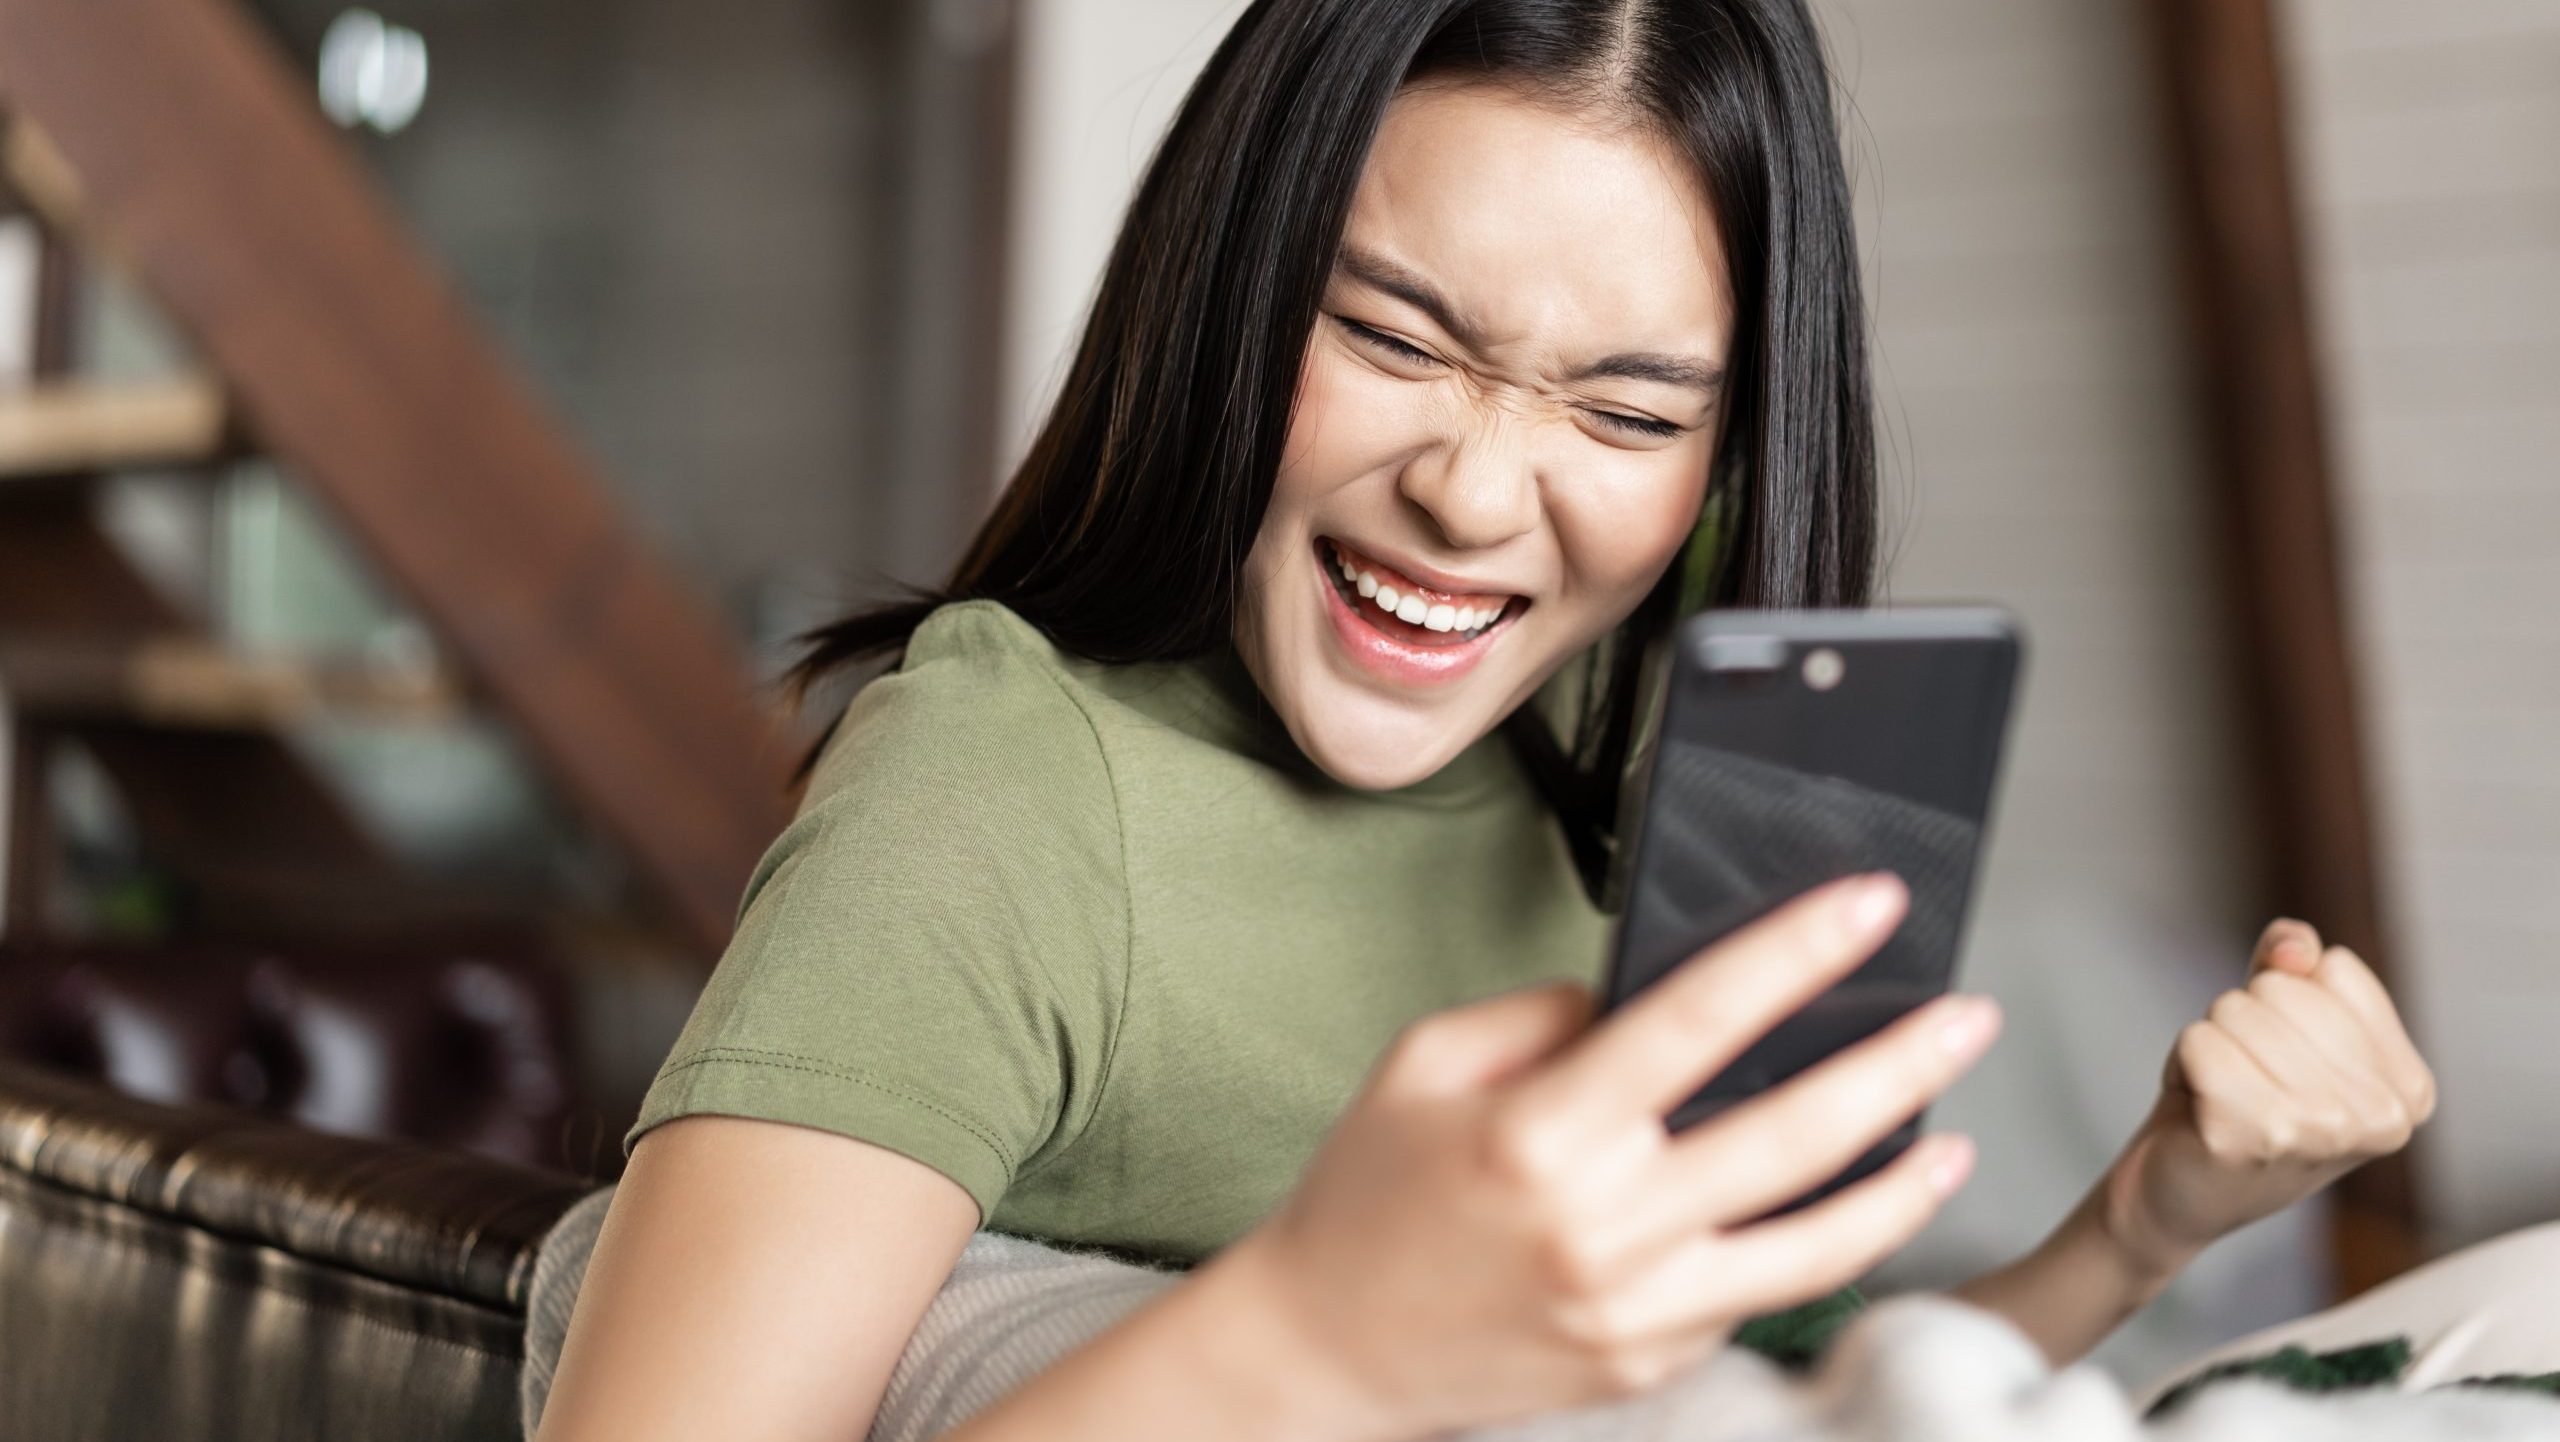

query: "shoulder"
left=745, top=601, right=1128, bottom=932
left=803, top=599, right=1114, bottom=807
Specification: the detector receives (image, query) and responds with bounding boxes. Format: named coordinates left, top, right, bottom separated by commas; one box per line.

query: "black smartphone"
left=1601, top=607, right=2024, bottom=1217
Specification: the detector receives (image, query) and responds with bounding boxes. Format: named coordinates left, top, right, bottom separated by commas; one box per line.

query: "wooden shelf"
left=0, top=636, right=466, bottom=729
left=0, top=376, right=227, bottom=478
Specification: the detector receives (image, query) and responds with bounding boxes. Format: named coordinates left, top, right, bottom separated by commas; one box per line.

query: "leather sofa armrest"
left=0, top=1057, right=594, bottom=1310
left=2, top=1060, right=605, bottom=1440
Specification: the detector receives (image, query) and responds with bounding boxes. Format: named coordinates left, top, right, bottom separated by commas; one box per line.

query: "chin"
left=1276, top=682, right=1483, bottom=791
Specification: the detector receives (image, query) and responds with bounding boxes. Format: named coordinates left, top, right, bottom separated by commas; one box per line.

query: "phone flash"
left=1803, top=647, right=1846, bottom=690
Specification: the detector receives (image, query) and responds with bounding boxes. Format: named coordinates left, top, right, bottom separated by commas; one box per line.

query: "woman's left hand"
left=2097, top=918, right=2439, bottom=1275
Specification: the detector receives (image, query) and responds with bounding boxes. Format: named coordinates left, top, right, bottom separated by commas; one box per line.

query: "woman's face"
left=1236, top=79, right=1736, bottom=790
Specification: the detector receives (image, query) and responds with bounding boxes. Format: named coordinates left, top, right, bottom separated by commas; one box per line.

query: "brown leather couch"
left=0, top=1058, right=598, bottom=1441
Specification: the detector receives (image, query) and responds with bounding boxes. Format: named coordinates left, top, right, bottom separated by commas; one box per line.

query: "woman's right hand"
left=1221, top=871, right=2002, bottom=1442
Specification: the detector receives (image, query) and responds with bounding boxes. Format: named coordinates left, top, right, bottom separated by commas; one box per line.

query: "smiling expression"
left=1234, top=78, right=1737, bottom=790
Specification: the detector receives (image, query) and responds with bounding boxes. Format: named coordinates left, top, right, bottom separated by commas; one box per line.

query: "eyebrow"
left=1332, top=242, right=1725, bottom=396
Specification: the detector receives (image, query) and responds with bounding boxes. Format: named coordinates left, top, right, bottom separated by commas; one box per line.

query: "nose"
left=1395, top=411, right=1541, bottom=552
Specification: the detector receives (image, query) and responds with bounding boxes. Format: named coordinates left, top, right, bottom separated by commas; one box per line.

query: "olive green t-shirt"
left=628, top=599, right=1861, bottom=1357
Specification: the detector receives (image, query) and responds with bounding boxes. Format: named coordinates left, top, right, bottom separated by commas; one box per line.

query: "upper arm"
left=535, top=1114, right=980, bottom=1442
left=625, top=618, right=1130, bottom=1216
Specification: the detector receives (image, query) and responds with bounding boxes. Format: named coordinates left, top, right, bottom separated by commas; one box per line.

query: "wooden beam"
left=0, top=0, right=795, bottom=956
left=2145, top=0, right=2419, bottom=1296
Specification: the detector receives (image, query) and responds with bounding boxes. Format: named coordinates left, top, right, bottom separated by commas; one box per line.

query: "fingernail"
left=1936, top=996, right=1997, bottom=1056
left=1926, top=1134, right=1975, bottom=1196
left=1840, top=873, right=1905, bottom=935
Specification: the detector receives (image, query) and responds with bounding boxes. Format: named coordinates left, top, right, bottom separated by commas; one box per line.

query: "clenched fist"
left=2099, top=917, right=2438, bottom=1275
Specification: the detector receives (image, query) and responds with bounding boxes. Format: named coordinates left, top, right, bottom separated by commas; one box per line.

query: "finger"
left=2209, top=988, right=2349, bottom=1103
left=2206, top=991, right=2372, bottom=1154
left=2307, top=946, right=2437, bottom=1116
left=1381, top=979, right=1595, bottom=1097
left=2175, top=1019, right=2290, bottom=1161
left=2250, top=917, right=2324, bottom=977
left=1569, top=1133, right=1974, bottom=1344
left=1708, top=1132, right=1975, bottom=1318
left=2245, top=971, right=2408, bottom=1124
left=1608, top=992, right=1999, bottom=1242
left=2252, top=968, right=2406, bottom=1152
left=1572, top=1322, right=1730, bottom=1397
left=1515, top=873, right=1908, bottom=1130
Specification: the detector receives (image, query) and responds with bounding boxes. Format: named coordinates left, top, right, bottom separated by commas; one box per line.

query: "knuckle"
left=1551, top=1292, right=1629, bottom=1353
left=1533, top=1222, right=1615, bottom=1299
left=2199, top=1114, right=2252, bottom=1161
left=1606, top=1353, right=1672, bottom=1395
left=2176, top=1020, right=2216, bottom=1062
left=1591, top=1340, right=1674, bottom=1395
left=1480, top=1100, right=1575, bottom=1192
left=2373, top=1094, right=2412, bottom=1139
left=2208, top=992, right=2251, bottom=1029
left=1382, top=1014, right=1462, bottom=1080
left=2261, top=1114, right=2300, bottom=1158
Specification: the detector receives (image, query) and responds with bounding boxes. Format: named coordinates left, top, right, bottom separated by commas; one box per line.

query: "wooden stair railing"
left=0, top=0, right=797, bottom=957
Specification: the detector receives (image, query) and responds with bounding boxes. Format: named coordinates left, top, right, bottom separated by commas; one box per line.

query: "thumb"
left=2250, top=916, right=2323, bottom=977
left=1386, top=979, right=1595, bottom=1096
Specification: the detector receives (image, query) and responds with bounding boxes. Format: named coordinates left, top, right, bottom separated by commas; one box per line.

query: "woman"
left=536, top=2, right=2445, bottom=1438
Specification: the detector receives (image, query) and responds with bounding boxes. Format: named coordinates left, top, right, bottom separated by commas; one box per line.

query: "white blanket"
left=519, top=1188, right=2560, bottom=1440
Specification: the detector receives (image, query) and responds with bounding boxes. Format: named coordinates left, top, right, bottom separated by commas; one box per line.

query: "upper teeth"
left=1334, top=546, right=1503, bottom=634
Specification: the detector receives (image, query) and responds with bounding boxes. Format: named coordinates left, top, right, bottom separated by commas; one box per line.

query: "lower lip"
left=1315, top=544, right=1516, bottom=686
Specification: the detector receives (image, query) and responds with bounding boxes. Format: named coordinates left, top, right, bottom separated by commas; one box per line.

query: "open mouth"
left=1321, top=538, right=1515, bottom=643
left=1313, top=536, right=1526, bottom=683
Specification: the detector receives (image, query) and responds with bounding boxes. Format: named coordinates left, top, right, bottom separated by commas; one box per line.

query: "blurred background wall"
left=0, top=0, right=2552, bottom=1397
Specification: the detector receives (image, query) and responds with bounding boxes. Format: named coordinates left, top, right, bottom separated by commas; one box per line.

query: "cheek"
left=1547, top=453, right=1713, bottom=605
left=1276, top=342, right=1426, bottom=494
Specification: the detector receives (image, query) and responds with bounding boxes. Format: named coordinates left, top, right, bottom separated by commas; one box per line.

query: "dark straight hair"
left=782, top=0, right=1876, bottom=903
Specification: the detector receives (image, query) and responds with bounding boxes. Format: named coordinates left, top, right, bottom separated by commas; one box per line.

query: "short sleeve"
left=625, top=605, right=1131, bottom=1222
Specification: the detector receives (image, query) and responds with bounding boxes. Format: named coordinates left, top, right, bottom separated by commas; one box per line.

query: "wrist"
left=2086, top=1153, right=2205, bottom=1293
left=1185, top=1233, right=1410, bottom=1442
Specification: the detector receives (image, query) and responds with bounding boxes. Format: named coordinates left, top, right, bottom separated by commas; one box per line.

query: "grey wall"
left=2280, top=0, right=2560, bottom=1252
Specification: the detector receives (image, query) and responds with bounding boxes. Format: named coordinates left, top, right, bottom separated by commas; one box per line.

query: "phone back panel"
left=1604, top=608, right=2022, bottom=1212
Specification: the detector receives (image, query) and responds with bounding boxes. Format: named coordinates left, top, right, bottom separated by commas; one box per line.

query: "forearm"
left=941, top=1235, right=1404, bottom=1442
left=1947, top=1173, right=2197, bottom=1367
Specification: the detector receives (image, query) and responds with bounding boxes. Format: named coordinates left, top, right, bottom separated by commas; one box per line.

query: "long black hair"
left=781, top=0, right=1875, bottom=903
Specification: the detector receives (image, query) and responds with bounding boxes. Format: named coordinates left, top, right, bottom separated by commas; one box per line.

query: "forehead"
left=1344, top=80, right=1733, bottom=348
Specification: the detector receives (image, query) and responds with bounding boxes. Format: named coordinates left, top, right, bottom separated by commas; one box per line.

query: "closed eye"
left=1336, top=315, right=1436, bottom=366
left=1590, top=410, right=1684, bottom=439
left=1335, top=315, right=1689, bottom=441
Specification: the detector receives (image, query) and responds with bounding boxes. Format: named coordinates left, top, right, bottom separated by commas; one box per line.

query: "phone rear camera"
left=1803, top=647, right=1846, bottom=690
